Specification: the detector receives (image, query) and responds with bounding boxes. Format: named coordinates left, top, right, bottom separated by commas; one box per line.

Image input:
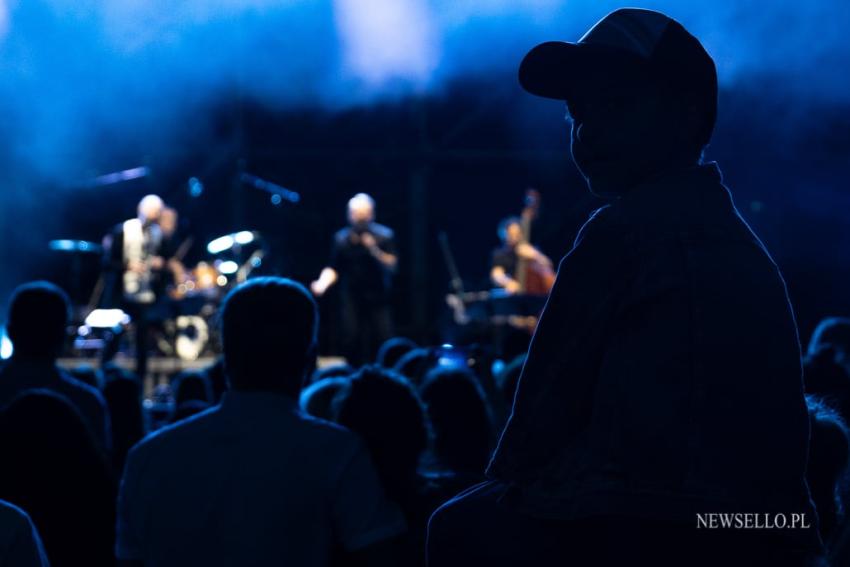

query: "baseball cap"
left=519, top=8, right=717, bottom=108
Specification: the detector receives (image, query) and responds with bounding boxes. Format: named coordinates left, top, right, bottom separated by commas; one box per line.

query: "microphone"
left=240, top=172, right=300, bottom=204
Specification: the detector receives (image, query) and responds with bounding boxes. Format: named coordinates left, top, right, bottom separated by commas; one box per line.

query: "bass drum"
left=175, top=315, right=209, bottom=361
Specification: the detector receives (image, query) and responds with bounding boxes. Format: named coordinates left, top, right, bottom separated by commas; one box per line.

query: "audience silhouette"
left=102, top=372, right=145, bottom=477
left=0, top=390, right=115, bottom=567
left=419, top=366, right=495, bottom=487
left=806, top=397, right=850, bottom=547
left=300, top=376, right=351, bottom=421
left=0, top=499, right=51, bottom=567
left=376, top=337, right=418, bottom=370
left=429, top=8, right=821, bottom=567
left=0, top=281, right=111, bottom=452
left=115, top=277, right=406, bottom=567
left=392, top=348, right=433, bottom=386
left=333, top=365, right=433, bottom=564
left=808, top=318, right=850, bottom=370
left=168, top=370, right=213, bottom=423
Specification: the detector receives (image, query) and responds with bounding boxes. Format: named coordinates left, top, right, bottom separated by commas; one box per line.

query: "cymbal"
left=206, top=230, right=258, bottom=254
left=49, top=240, right=103, bottom=254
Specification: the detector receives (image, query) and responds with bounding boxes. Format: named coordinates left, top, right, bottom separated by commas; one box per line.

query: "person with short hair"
left=0, top=281, right=111, bottom=453
left=333, top=365, right=432, bottom=563
left=429, top=8, right=820, bottom=566
left=490, top=216, right=552, bottom=295
left=102, top=194, right=168, bottom=380
left=419, top=366, right=495, bottom=483
left=311, top=194, right=398, bottom=365
left=116, top=277, right=406, bottom=567
left=300, top=376, right=351, bottom=421
left=376, top=336, right=418, bottom=369
left=808, top=317, right=850, bottom=370
left=392, top=348, right=433, bottom=387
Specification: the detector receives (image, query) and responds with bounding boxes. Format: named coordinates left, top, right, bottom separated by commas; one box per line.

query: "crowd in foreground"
left=0, top=279, right=848, bottom=566
left=0, top=278, right=509, bottom=566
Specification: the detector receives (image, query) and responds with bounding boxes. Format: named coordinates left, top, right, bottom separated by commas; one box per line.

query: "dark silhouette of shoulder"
left=127, top=398, right=365, bottom=468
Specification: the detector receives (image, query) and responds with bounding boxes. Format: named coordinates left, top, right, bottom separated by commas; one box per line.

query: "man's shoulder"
left=370, top=223, right=394, bottom=240
left=129, top=405, right=361, bottom=475
left=585, top=204, right=616, bottom=225
left=129, top=406, right=221, bottom=462
left=574, top=204, right=620, bottom=240
left=0, top=499, right=31, bottom=529
left=292, top=409, right=363, bottom=449
left=334, top=227, right=352, bottom=242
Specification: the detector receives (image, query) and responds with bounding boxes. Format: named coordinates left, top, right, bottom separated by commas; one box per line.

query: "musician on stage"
left=157, top=206, right=189, bottom=292
left=491, top=216, right=553, bottom=294
left=102, top=194, right=169, bottom=379
left=311, top=193, right=397, bottom=365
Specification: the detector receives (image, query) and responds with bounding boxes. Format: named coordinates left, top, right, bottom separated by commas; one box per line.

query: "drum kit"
left=52, top=230, right=265, bottom=363
left=169, top=261, right=227, bottom=301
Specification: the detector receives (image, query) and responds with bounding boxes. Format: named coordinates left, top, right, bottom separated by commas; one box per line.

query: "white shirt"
left=116, top=391, right=406, bottom=566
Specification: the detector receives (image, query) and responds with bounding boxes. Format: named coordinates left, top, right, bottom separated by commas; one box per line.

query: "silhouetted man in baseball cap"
left=428, top=8, right=821, bottom=567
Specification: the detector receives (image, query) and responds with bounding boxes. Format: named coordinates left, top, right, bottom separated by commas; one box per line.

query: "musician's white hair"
left=347, top=192, right=375, bottom=212
left=138, top=194, right=165, bottom=216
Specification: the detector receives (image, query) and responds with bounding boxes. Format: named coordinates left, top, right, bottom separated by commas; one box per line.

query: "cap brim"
left=519, top=41, right=647, bottom=101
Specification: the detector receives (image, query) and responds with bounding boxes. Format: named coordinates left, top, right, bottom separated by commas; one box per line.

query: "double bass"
left=515, top=189, right=556, bottom=296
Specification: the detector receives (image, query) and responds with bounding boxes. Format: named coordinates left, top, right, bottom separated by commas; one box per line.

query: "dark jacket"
left=488, top=163, right=819, bottom=549
left=0, top=358, right=112, bottom=454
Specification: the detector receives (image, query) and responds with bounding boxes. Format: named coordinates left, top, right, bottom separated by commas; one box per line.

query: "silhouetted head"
left=420, top=366, right=495, bottom=474
left=0, top=390, right=111, bottom=498
left=392, top=347, right=434, bottom=386
left=804, top=347, right=850, bottom=422
left=68, top=365, right=101, bottom=390
left=0, top=390, right=114, bottom=566
left=171, top=400, right=211, bottom=424
left=220, top=277, right=318, bottom=397
left=5, top=281, right=70, bottom=360
left=101, top=360, right=138, bottom=383
left=519, top=9, right=717, bottom=198
left=806, top=396, right=850, bottom=542
left=0, top=389, right=100, bottom=455
left=309, top=362, right=354, bottom=385
left=172, top=370, right=212, bottom=406
left=334, top=365, right=429, bottom=501
left=809, top=317, right=850, bottom=366
left=299, top=376, right=350, bottom=421
left=137, top=194, right=164, bottom=225
left=347, top=193, right=375, bottom=230
left=376, top=336, right=418, bottom=369
left=497, top=217, right=522, bottom=247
